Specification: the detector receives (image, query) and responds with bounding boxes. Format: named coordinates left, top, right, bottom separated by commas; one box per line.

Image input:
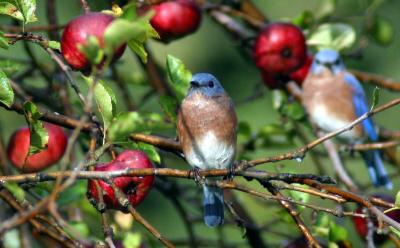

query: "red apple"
left=253, top=23, right=307, bottom=75
left=87, top=150, right=155, bottom=212
left=7, top=123, right=68, bottom=172
left=290, top=54, right=313, bottom=86
left=61, top=12, right=126, bottom=70
left=140, top=0, right=202, bottom=42
left=352, top=194, right=400, bottom=244
left=260, top=70, right=287, bottom=89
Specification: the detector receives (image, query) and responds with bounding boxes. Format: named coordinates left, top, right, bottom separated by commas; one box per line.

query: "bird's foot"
left=190, top=166, right=205, bottom=185
left=225, top=163, right=237, bottom=181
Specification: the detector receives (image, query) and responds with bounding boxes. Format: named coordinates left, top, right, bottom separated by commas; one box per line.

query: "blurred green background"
left=0, top=0, right=400, bottom=247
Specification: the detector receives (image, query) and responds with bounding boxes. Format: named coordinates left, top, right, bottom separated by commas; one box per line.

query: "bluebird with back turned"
left=302, top=49, right=392, bottom=189
left=177, top=73, right=237, bottom=227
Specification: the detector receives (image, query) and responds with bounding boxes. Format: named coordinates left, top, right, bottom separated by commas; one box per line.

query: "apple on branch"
left=7, top=123, right=68, bottom=172
left=87, top=150, right=155, bottom=212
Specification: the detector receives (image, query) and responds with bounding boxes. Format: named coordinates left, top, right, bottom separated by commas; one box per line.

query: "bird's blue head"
left=311, top=49, right=346, bottom=75
left=188, top=73, right=226, bottom=97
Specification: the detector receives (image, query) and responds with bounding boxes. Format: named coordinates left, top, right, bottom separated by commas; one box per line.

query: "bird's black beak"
left=190, top=81, right=200, bottom=88
left=323, top=62, right=333, bottom=71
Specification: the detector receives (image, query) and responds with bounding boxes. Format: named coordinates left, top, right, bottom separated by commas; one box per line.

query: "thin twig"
left=79, top=0, right=90, bottom=14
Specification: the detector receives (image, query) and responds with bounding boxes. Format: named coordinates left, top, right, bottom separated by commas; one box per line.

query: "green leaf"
left=329, top=222, right=348, bottom=242
left=368, top=15, right=394, bottom=46
left=48, top=40, right=60, bottom=51
left=108, top=112, right=166, bottom=142
left=389, top=226, right=400, bottom=239
left=23, top=102, right=49, bottom=155
left=281, top=102, right=306, bottom=120
left=86, top=78, right=117, bottom=133
left=128, top=39, right=147, bottom=63
left=78, top=36, right=104, bottom=65
left=0, top=69, right=14, bottom=107
left=105, top=11, right=158, bottom=60
left=292, top=11, right=314, bottom=29
left=0, top=60, right=23, bottom=75
left=271, top=89, right=287, bottom=111
left=316, top=0, right=336, bottom=20
left=159, top=95, right=178, bottom=122
left=0, top=0, right=37, bottom=23
left=395, top=191, right=400, bottom=208
left=307, top=23, right=356, bottom=51
left=120, top=2, right=137, bottom=21
left=3, top=182, right=25, bottom=202
left=0, top=31, right=9, bottom=49
left=68, top=221, right=90, bottom=238
left=123, top=232, right=142, bottom=248
left=258, top=123, right=287, bottom=137
left=370, top=86, right=380, bottom=110
left=289, top=184, right=310, bottom=205
left=138, top=142, right=160, bottom=164
left=104, top=19, right=146, bottom=55
left=166, top=55, right=192, bottom=101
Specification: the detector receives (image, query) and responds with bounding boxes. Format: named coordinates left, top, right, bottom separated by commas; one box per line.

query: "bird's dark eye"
left=315, top=59, right=321, bottom=64
left=208, top=80, right=214, bottom=88
left=334, top=59, right=340, bottom=65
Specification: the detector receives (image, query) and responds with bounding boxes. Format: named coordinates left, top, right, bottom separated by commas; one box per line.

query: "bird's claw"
left=226, top=163, right=236, bottom=181
left=191, top=167, right=205, bottom=185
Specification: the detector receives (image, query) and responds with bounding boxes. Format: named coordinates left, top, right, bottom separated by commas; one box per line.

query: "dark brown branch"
left=350, top=69, right=400, bottom=91
left=340, top=140, right=400, bottom=152
left=0, top=168, right=335, bottom=184
left=0, top=24, right=64, bottom=32
left=259, top=181, right=321, bottom=248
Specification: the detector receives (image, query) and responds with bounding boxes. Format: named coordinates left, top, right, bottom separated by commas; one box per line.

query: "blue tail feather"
left=361, top=150, right=392, bottom=189
left=203, top=186, right=224, bottom=227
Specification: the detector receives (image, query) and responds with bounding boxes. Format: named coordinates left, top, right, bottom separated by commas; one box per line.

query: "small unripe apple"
left=61, top=12, right=126, bottom=70
left=290, top=54, right=313, bottom=86
left=7, top=123, right=68, bottom=172
left=87, top=150, right=155, bottom=212
left=253, top=23, right=306, bottom=75
left=140, top=0, right=202, bottom=42
left=352, top=194, right=400, bottom=244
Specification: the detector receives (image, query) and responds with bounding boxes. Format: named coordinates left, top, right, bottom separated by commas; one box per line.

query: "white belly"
left=185, top=131, right=235, bottom=170
left=311, top=105, right=359, bottom=141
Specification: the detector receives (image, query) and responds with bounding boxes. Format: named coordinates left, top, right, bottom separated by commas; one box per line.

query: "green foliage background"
left=0, top=0, right=399, bottom=247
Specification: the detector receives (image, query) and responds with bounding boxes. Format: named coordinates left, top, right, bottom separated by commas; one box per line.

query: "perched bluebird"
left=177, top=73, right=237, bottom=227
left=302, top=49, right=392, bottom=189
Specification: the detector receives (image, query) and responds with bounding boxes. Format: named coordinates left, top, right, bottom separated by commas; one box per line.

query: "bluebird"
left=177, top=73, right=237, bottom=227
left=302, top=49, right=392, bottom=189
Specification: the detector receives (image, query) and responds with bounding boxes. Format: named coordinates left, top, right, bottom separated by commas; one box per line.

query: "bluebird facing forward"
left=302, top=49, right=392, bottom=189
left=177, top=73, right=237, bottom=227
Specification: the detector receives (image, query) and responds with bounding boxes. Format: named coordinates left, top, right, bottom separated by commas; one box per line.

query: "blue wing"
left=343, top=73, right=378, bottom=141
left=344, top=72, right=392, bottom=189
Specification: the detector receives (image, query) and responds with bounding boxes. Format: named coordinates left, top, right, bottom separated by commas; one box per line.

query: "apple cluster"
left=253, top=23, right=312, bottom=89
left=60, top=0, right=202, bottom=71
left=5, top=0, right=203, bottom=213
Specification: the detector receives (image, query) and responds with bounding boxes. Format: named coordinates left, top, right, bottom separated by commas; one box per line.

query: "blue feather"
left=203, top=186, right=224, bottom=227
left=344, top=73, right=392, bottom=189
